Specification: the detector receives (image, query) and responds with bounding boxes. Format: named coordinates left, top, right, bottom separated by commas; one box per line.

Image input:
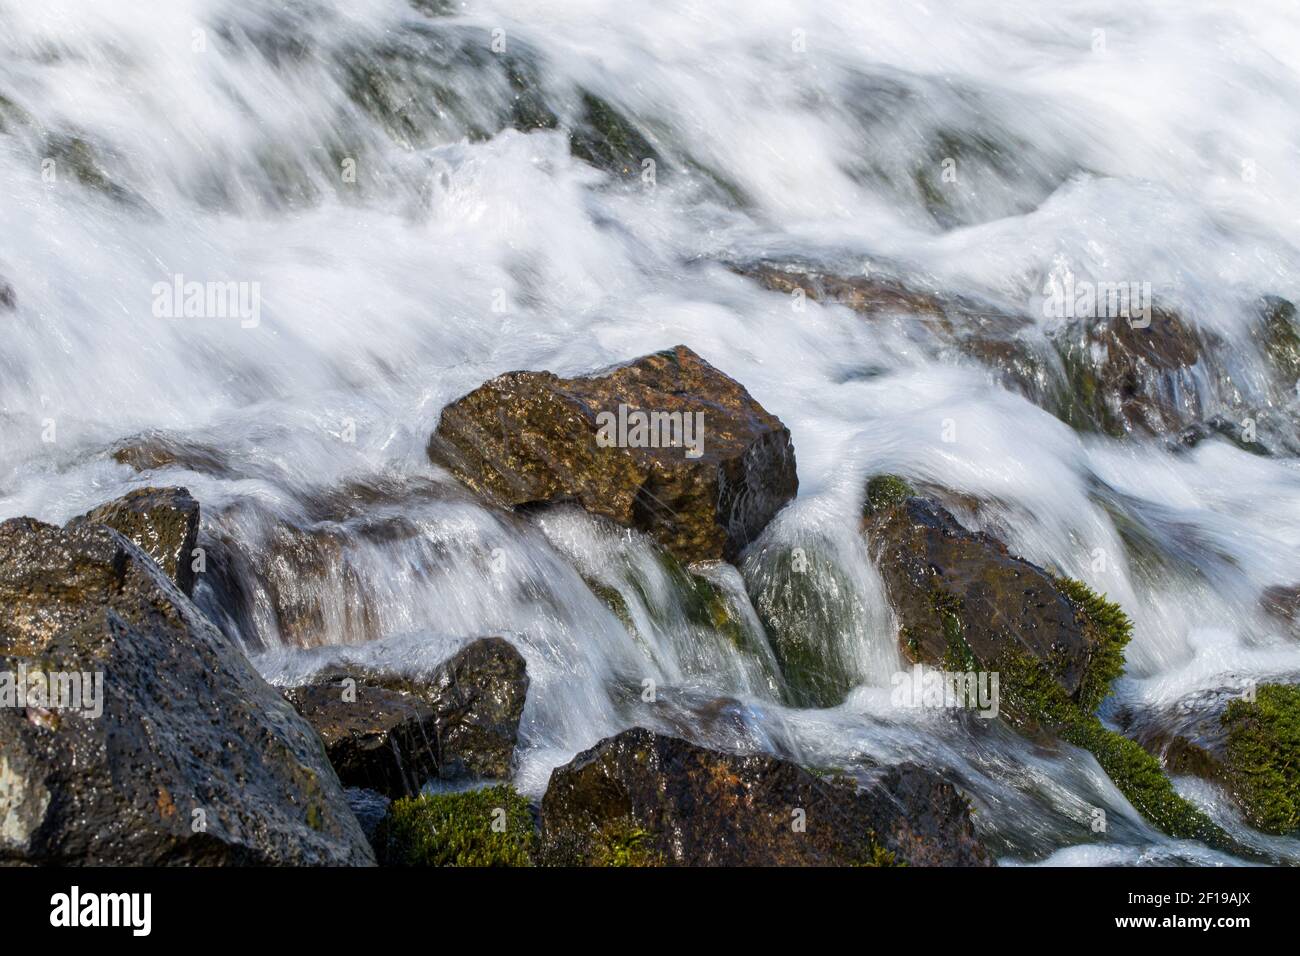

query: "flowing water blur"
left=2, top=0, right=1299, bottom=863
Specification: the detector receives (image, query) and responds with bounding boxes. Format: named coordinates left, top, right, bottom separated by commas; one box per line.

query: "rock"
left=1051, top=309, right=1207, bottom=436
left=430, top=345, right=798, bottom=563
left=0, top=279, right=14, bottom=311
left=861, top=477, right=1225, bottom=842
left=284, top=678, right=440, bottom=798
left=863, top=483, right=1126, bottom=716
left=1253, top=295, right=1300, bottom=385
left=569, top=92, right=660, bottom=179
left=416, top=636, right=530, bottom=780
left=71, top=486, right=200, bottom=595
left=1262, top=584, right=1300, bottom=638
left=0, top=517, right=374, bottom=865
left=539, top=727, right=992, bottom=866
left=286, top=637, right=529, bottom=795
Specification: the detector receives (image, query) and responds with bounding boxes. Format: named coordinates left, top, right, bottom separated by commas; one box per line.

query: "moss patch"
left=864, top=474, right=915, bottom=516
left=1055, top=577, right=1132, bottom=716
left=376, top=785, right=537, bottom=867
left=1222, top=684, right=1300, bottom=835
left=589, top=822, right=664, bottom=867
left=995, top=644, right=1220, bottom=842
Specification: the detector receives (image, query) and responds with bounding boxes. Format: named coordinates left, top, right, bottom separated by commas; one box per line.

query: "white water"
left=2, top=0, right=1299, bottom=863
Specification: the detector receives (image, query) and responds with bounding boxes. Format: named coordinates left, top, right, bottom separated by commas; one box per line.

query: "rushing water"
left=2, top=0, right=1299, bottom=864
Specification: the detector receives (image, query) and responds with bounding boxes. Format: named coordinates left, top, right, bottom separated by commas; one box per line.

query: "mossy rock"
left=863, top=474, right=914, bottom=516
left=374, top=785, right=537, bottom=866
left=743, top=538, right=873, bottom=708
left=569, top=91, right=659, bottom=179
left=1222, top=684, right=1300, bottom=835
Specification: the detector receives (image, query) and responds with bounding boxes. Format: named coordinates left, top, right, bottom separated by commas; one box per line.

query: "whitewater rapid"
left=2, top=0, right=1299, bottom=863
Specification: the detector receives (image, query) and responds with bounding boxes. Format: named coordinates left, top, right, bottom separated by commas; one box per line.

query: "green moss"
left=589, top=823, right=664, bottom=867
left=569, top=92, right=658, bottom=178
left=1222, top=684, right=1300, bottom=834
left=1055, top=577, right=1132, bottom=716
left=992, top=644, right=1221, bottom=842
left=864, top=474, right=915, bottom=516
left=1062, top=718, right=1219, bottom=841
left=376, top=786, right=537, bottom=867
left=855, top=832, right=905, bottom=867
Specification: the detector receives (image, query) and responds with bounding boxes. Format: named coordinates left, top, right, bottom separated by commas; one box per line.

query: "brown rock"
left=429, top=345, right=797, bottom=562
left=540, top=727, right=992, bottom=866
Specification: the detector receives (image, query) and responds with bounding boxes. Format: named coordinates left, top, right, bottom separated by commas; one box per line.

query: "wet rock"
left=70, top=486, right=200, bottom=595
left=0, top=517, right=374, bottom=865
left=286, top=637, right=529, bottom=795
left=540, top=728, right=992, bottom=866
left=862, top=478, right=1221, bottom=842
left=1253, top=295, right=1300, bottom=385
left=284, top=678, right=440, bottom=798
left=416, top=635, right=530, bottom=780
left=863, top=484, right=1125, bottom=716
left=1262, top=584, right=1300, bottom=638
left=569, top=92, right=660, bottom=179
left=430, top=345, right=798, bottom=563
left=1126, top=684, right=1300, bottom=836
left=1050, top=310, right=1208, bottom=436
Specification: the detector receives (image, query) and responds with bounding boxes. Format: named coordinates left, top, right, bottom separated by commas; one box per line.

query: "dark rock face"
left=430, top=345, right=798, bottom=563
left=423, top=636, right=529, bottom=779
left=72, top=486, right=201, bottom=595
left=284, top=679, right=440, bottom=798
left=865, top=496, right=1097, bottom=706
left=0, top=518, right=374, bottom=865
left=540, top=728, right=992, bottom=866
left=285, top=637, right=529, bottom=796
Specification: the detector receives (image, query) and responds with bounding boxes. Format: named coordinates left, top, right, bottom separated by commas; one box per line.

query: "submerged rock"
left=539, top=727, right=992, bottom=866
left=569, top=91, right=660, bottom=179
left=430, top=345, right=798, bottom=563
left=71, top=486, right=200, bottom=595
left=1050, top=309, right=1208, bottom=436
left=864, top=482, right=1122, bottom=716
left=0, top=518, right=374, bottom=865
left=286, top=637, right=529, bottom=796
left=862, top=476, right=1224, bottom=842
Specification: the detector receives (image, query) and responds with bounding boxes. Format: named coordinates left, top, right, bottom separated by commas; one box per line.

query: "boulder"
left=71, top=487, right=200, bottom=595
left=863, top=485, right=1123, bottom=716
left=429, top=345, right=798, bottom=563
left=539, top=727, right=992, bottom=866
left=0, top=517, right=374, bottom=865
left=285, top=637, right=529, bottom=795
left=861, top=478, right=1228, bottom=842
